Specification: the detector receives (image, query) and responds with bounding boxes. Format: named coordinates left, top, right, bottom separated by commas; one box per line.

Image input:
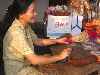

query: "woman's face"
left=20, top=3, right=37, bottom=24
left=96, top=26, right=100, bottom=35
left=94, top=19, right=100, bottom=35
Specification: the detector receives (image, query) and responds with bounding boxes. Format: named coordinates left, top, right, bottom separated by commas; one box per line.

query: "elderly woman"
left=71, top=19, right=100, bottom=43
left=3, top=0, right=71, bottom=75
left=70, top=19, right=100, bottom=63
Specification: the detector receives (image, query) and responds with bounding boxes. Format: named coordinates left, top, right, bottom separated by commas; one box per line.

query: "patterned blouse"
left=3, top=19, right=41, bottom=75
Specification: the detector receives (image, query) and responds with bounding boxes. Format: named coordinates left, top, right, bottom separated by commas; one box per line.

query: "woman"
left=72, top=19, right=100, bottom=44
left=71, top=19, right=100, bottom=63
left=3, top=0, right=71, bottom=75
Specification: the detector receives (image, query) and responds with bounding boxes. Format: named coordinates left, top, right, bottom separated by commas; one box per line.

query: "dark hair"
left=2, top=0, right=34, bottom=38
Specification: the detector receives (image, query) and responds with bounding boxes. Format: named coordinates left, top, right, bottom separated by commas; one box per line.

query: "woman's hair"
left=2, top=0, right=34, bottom=38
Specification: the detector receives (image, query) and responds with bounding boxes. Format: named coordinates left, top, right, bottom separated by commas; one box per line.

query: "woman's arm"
left=25, top=48, right=71, bottom=65
left=33, top=38, right=67, bottom=46
left=33, top=39, right=57, bottom=46
left=33, top=31, right=89, bottom=46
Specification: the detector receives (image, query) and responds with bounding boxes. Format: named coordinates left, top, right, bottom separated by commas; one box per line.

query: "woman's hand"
left=56, top=37, right=72, bottom=44
left=56, top=37, right=67, bottom=44
left=59, top=48, right=72, bottom=60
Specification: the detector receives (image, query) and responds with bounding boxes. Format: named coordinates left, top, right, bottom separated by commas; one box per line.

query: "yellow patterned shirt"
left=3, top=19, right=39, bottom=75
left=3, top=19, right=37, bottom=61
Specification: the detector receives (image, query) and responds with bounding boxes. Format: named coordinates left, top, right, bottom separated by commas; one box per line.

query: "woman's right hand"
left=59, top=48, right=72, bottom=60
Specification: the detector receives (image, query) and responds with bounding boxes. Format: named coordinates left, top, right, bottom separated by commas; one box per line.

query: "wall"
left=0, top=0, right=49, bottom=22
left=0, top=0, right=13, bottom=21
left=36, top=0, right=49, bottom=21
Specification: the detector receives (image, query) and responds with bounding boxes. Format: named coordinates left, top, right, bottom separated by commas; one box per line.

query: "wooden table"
left=37, top=42, right=100, bottom=75
left=37, top=62, right=100, bottom=75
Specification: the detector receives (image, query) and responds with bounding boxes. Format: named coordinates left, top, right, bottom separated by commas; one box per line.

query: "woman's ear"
left=19, top=12, right=27, bottom=20
left=19, top=13, right=24, bottom=19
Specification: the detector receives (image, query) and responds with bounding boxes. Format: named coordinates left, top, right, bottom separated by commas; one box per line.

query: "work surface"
left=37, top=42, right=100, bottom=75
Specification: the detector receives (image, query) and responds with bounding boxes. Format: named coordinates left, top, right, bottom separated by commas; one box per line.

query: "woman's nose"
left=34, top=12, right=37, bottom=16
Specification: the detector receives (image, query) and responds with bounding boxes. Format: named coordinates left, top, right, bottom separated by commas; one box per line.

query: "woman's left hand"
left=56, top=37, right=71, bottom=44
